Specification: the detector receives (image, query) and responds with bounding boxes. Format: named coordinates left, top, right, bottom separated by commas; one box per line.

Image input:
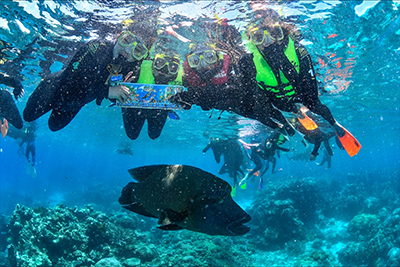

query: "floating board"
left=116, top=83, right=187, bottom=110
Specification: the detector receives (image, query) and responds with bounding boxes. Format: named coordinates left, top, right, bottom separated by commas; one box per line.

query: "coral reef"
left=247, top=178, right=318, bottom=250
left=0, top=170, right=398, bottom=267
left=3, top=204, right=251, bottom=267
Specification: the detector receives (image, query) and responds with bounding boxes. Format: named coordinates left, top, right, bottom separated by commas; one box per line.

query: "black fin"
left=119, top=182, right=157, bottom=218
left=157, top=224, right=184, bottom=231
left=127, top=165, right=170, bottom=182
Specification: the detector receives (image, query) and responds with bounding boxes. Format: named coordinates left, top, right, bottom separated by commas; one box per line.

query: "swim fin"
left=1, top=118, right=9, bottom=138
left=335, top=122, right=361, bottom=157
left=240, top=182, right=247, bottom=190
left=231, top=186, right=237, bottom=197
left=168, top=111, right=180, bottom=120
left=297, top=109, right=318, bottom=131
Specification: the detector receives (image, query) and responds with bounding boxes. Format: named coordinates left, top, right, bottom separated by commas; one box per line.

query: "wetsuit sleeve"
left=0, top=73, right=23, bottom=99
left=296, top=44, right=336, bottom=125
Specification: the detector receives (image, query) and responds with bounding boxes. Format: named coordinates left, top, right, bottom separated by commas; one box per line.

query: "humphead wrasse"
left=119, top=164, right=251, bottom=236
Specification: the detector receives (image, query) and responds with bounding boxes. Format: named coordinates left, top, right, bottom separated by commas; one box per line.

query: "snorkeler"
left=203, top=137, right=245, bottom=186
left=240, top=131, right=289, bottom=188
left=1, top=72, right=24, bottom=136
left=290, top=115, right=337, bottom=161
left=240, top=8, right=360, bottom=156
left=23, top=18, right=158, bottom=132
left=122, top=51, right=183, bottom=140
left=6, top=121, right=37, bottom=177
left=170, top=20, right=282, bottom=131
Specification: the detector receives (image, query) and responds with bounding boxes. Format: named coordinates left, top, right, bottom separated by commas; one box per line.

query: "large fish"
left=119, top=164, right=251, bottom=236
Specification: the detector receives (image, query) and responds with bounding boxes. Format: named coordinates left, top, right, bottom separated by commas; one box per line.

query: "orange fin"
left=254, top=171, right=259, bottom=177
left=297, top=108, right=318, bottom=131
left=1, top=119, right=9, bottom=138
left=337, top=126, right=361, bottom=157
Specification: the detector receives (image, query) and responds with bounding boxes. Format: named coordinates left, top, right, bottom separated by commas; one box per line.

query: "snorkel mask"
left=249, top=23, right=284, bottom=47
left=187, top=49, right=219, bottom=69
left=153, top=53, right=180, bottom=75
left=113, top=31, right=148, bottom=62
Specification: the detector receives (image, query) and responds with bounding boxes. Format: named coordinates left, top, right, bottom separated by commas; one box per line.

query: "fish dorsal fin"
left=127, top=164, right=170, bottom=182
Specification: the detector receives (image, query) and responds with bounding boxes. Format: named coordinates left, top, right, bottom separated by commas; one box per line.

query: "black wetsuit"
left=247, top=146, right=264, bottom=179
left=7, top=123, right=36, bottom=164
left=319, top=148, right=332, bottom=169
left=0, top=73, right=23, bottom=129
left=23, top=40, right=142, bottom=131
left=203, top=138, right=244, bottom=185
left=175, top=55, right=280, bottom=130
left=238, top=32, right=337, bottom=134
left=293, top=117, right=335, bottom=158
left=122, top=63, right=178, bottom=140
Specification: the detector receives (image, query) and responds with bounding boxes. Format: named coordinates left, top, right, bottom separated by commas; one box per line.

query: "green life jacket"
left=137, top=59, right=183, bottom=85
left=246, top=37, right=300, bottom=100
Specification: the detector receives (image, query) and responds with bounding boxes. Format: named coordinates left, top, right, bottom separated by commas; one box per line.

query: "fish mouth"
left=227, top=214, right=251, bottom=236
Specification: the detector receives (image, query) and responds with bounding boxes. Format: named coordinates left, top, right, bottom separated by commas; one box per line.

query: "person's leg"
left=324, top=141, right=333, bottom=156
left=327, top=153, right=332, bottom=169
left=219, top=164, right=229, bottom=175
left=147, top=110, right=168, bottom=140
left=48, top=106, right=82, bottom=131
left=0, top=90, right=23, bottom=129
left=271, top=157, right=277, bottom=173
left=122, top=108, right=146, bottom=140
left=23, top=71, right=62, bottom=123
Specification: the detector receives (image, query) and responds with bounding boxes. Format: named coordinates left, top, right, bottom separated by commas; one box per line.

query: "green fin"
left=240, top=183, right=247, bottom=190
left=231, top=186, right=237, bottom=197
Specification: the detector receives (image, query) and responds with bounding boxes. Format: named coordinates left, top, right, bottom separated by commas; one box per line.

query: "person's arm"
left=296, top=44, right=337, bottom=126
left=0, top=73, right=24, bottom=99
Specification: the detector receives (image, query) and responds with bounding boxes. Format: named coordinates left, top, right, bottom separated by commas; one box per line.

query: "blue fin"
left=168, top=111, right=180, bottom=120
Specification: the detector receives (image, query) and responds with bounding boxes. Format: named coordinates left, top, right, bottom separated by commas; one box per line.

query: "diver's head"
left=187, top=44, right=223, bottom=79
left=152, top=52, right=180, bottom=83
left=266, top=141, right=272, bottom=149
left=248, top=23, right=284, bottom=50
left=246, top=8, right=293, bottom=51
left=113, top=31, right=149, bottom=62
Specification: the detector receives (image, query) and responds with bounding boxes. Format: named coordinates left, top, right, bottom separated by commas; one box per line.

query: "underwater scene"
left=0, top=0, right=399, bottom=266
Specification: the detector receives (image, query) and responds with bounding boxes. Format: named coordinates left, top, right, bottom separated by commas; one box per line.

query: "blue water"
left=1, top=1, right=400, bottom=266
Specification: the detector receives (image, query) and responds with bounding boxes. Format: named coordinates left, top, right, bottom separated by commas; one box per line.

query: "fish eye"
left=217, top=197, right=224, bottom=204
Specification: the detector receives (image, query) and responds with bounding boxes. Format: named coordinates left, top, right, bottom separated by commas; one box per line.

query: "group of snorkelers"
left=1, top=7, right=360, bottom=179
left=203, top=117, right=340, bottom=190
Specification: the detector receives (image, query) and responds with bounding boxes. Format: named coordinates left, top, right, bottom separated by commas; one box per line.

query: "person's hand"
left=108, top=85, right=131, bottom=103
left=10, top=79, right=24, bottom=99
left=169, top=92, right=192, bottom=110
